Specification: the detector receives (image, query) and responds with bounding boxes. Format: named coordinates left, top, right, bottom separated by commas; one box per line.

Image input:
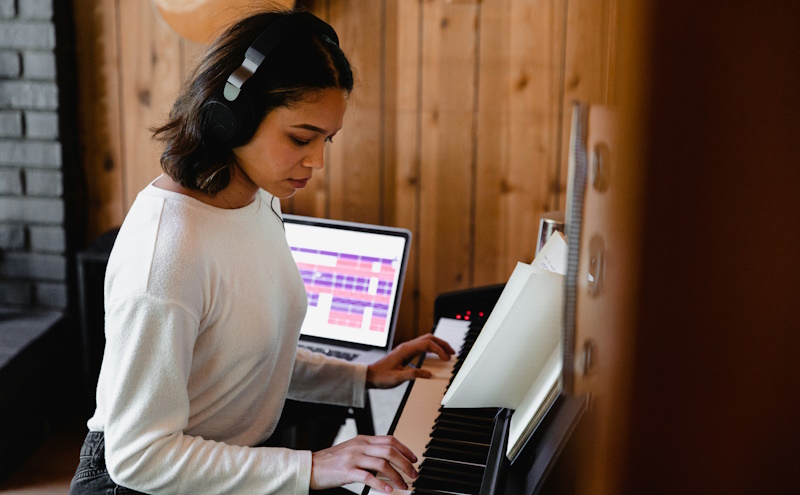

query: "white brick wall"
left=0, top=110, right=22, bottom=136
left=0, top=50, right=20, bottom=77
left=24, top=111, right=58, bottom=139
left=0, top=0, right=67, bottom=310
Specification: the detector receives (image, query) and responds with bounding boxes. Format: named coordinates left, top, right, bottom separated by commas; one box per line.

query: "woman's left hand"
left=366, top=334, right=456, bottom=389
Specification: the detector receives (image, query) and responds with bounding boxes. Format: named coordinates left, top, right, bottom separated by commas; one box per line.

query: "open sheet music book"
left=441, top=232, right=567, bottom=461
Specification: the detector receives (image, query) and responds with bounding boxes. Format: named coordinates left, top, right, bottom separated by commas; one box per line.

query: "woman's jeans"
left=69, top=431, right=144, bottom=495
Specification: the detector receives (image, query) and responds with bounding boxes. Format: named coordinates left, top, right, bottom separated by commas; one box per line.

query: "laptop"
left=283, top=214, right=412, bottom=364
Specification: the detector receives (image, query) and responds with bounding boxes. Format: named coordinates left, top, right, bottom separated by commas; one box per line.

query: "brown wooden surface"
left=326, top=0, right=384, bottom=224
left=73, top=0, right=617, bottom=344
left=416, top=0, right=479, bottom=334
left=116, top=1, right=182, bottom=207
left=384, top=0, right=422, bottom=336
left=562, top=1, right=800, bottom=493
left=570, top=105, right=640, bottom=495
left=559, top=0, right=618, bottom=202
left=474, top=0, right=569, bottom=287
left=72, top=0, right=125, bottom=240
left=619, top=1, right=800, bottom=492
left=289, top=0, right=331, bottom=218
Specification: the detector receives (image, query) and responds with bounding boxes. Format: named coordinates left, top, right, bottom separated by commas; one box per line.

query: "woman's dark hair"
left=152, top=10, right=354, bottom=195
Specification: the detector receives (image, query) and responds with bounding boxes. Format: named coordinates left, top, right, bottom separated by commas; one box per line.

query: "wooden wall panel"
left=474, top=0, right=568, bottom=286
left=473, top=0, right=510, bottom=287
left=286, top=0, right=331, bottom=218
left=384, top=0, right=422, bottom=343
left=72, top=0, right=124, bottom=240
left=417, top=0, right=480, bottom=331
left=558, top=0, right=618, bottom=208
left=570, top=106, right=638, bottom=495
left=116, top=1, right=183, bottom=208
left=179, top=40, right=207, bottom=83
left=326, top=0, right=384, bottom=224
left=74, top=1, right=203, bottom=243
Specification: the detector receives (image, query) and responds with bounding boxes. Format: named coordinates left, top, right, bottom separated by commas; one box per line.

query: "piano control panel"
left=433, top=284, right=505, bottom=327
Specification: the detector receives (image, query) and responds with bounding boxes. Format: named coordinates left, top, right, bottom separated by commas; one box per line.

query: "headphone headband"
left=223, top=11, right=339, bottom=102
left=204, top=11, right=340, bottom=146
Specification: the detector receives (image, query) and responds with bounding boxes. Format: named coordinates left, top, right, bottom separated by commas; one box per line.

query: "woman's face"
left=233, top=87, right=347, bottom=199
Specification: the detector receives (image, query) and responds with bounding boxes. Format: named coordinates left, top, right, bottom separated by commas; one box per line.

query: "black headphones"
left=202, top=11, right=339, bottom=147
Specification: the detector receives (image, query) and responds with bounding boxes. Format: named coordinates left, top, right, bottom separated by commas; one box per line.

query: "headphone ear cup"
left=203, top=93, right=256, bottom=147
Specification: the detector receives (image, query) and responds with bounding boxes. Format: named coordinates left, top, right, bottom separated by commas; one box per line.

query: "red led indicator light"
left=466, top=310, right=471, bottom=315
left=465, top=316, right=470, bottom=320
left=479, top=312, right=484, bottom=317
left=455, top=314, right=462, bottom=319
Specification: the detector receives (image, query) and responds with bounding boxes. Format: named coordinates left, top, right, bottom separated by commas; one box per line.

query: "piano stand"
left=265, top=396, right=375, bottom=450
left=349, top=395, right=375, bottom=436
left=490, top=394, right=588, bottom=495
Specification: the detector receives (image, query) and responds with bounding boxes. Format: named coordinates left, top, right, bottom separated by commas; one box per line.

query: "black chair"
left=75, top=227, right=119, bottom=415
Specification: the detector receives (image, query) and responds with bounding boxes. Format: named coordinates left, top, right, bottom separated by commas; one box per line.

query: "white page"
left=506, top=344, right=562, bottom=459
left=442, top=270, right=564, bottom=409
left=441, top=262, right=534, bottom=405
left=429, top=318, right=471, bottom=362
left=532, top=230, right=567, bottom=275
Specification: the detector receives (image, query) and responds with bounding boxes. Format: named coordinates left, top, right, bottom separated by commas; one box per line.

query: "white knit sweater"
left=87, top=183, right=367, bottom=494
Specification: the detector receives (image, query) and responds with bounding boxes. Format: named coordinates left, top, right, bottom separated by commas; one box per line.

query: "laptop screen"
left=283, top=214, right=412, bottom=351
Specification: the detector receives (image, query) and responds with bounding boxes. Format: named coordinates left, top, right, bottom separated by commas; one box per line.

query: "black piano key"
left=438, top=406, right=498, bottom=419
left=430, top=424, right=493, bottom=444
left=431, top=422, right=491, bottom=437
left=411, top=489, right=472, bottom=495
left=434, top=416, right=494, bottom=432
left=425, top=436, right=491, bottom=451
left=432, top=414, right=497, bottom=431
left=414, top=459, right=484, bottom=495
left=414, top=474, right=481, bottom=495
left=388, top=319, right=506, bottom=495
left=433, top=413, right=492, bottom=426
left=419, top=458, right=485, bottom=479
left=423, top=439, right=489, bottom=465
left=437, top=410, right=495, bottom=421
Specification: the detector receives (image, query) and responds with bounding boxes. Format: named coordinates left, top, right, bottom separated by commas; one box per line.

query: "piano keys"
left=364, top=317, right=498, bottom=495
left=362, top=286, right=587, bottom=495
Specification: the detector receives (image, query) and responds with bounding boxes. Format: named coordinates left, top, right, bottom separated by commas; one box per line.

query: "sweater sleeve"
left=99, top=294, right=312, bottom=494
left=287, top=348, right=368, bottom=408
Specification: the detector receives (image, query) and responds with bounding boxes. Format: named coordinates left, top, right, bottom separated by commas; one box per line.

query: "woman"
left=70, top=9, right=453, bottom=495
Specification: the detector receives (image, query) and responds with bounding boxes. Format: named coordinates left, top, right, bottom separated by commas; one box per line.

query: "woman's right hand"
left=310, top=434, right=418, bottom=493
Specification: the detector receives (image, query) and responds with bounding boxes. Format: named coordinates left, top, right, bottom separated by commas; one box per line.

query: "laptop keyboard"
left=300, top=345, right=359, bottom=362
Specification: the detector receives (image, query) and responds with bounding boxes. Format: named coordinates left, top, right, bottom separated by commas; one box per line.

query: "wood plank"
left=571, top=106, right=634, bottom=495
left=382, top=0, right=398, bottom=232
left=472, top=0, right=509, bottom=286
left=326, top=0, right=384, bottom=224
left=71, top=0, right=125, bottom=240
left=117, top=0, right=184, bottom=211
left=417, top=0, right=479, bottom=333
left=385, top=0, right=422, bottom=342
left=474, top=0, right=567, bottom=285
left=179, top=39, right=206, bottom=83
left=504, top=0, right=567, bottom=265
left=286, top=0, right=331, bottom=218
left=557, top=0, right=617, bottom=210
